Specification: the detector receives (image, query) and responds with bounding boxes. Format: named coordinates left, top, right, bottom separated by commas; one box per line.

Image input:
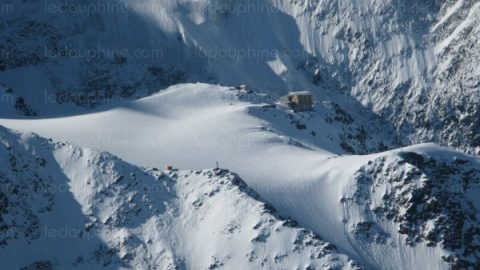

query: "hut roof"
left=288, top=91, right=312, bottom=96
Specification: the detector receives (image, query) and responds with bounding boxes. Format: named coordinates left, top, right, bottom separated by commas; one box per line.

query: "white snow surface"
left=2, top=0, right=480, bottom=153
left=1, top=0, right=480, bottom=268
left=0, top=125, right=360, bottom=270
left=2, top=83, right=476, bottom=269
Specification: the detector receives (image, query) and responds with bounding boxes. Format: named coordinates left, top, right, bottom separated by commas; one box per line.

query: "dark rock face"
left=19, top=261, right=53, bottom=270
left=352, top=221, right=390, bottom=244
left=0, top=20, right=59, bottom=70
left=0, top=1, right=189, bottom=110
left=0, top=134, right=54, bottom=246
left=290, top=0, right=480, bottom=153
left=14, top=97, right=37, bottom=116
left=347, top=152, right=480, bottom=269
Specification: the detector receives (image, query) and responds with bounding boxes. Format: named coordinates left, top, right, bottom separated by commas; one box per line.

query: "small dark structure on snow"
left=236, top=84, right=252, bottom=94
left=280, top=91, right=314, bottom=112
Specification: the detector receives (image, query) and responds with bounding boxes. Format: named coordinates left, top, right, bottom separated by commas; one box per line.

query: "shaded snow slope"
left=0, top=125, right=361, bottom=269
left=1, top=84, right=479, bottom=269
left=277, top=0, right=480, bottom=152
left=0, top=83, right=396, bottom=159
left=1, top=0, right=479, bottom=152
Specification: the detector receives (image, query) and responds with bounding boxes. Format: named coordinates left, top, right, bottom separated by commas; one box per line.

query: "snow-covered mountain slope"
left=2, top=1, right=480, bottom=268
left=275, top=0, right=480, bottom=152
left=262, top=143, right=480, bottom=270
left=429, top=0, right=480, bottom=152
left=341, top=145, right=480, bottom=269
left=0, top=125, right=362, bottom=269
left=0, top=83, right=396, bottom=157
left=1, top=0, right=479, bottom=152
left=1, top=83, right=479, bottom=269
left=0, top=0, right=195, bottom=113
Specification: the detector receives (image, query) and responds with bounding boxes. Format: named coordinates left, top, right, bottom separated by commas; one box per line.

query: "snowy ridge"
left=0, top=83, right=397, bottom=160
left=343, top=147, right=480, bottom=269
left=1, top=1, right=480, bottom=268
left=1, top=0, right=479, bottom=151
left=1, top=84, right=479, bottom=269
left=0, top=125, right=361, bottom=269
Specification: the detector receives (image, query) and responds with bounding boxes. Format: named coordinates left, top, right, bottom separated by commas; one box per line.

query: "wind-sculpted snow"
left=344, top=149, right=480, bottom=269
left=1, top=81, right=479, bottom=269
left=0, top=126, right=361, bottom=269
left=277, top=0, right=479, bottom=153
left=1, top=1, right=480, bottom=268
left=1, top=0, right=479, bottom=151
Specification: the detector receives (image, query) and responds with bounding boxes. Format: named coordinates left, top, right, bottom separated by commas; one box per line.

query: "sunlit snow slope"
left=1, top=84, right=479, bottom=269
left=1, top=0, right=479, bottom=151
left=0, top=125, right=361, bottom=270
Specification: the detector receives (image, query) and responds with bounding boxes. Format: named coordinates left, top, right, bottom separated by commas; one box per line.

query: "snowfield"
left=1, top=1, right=480, bottom=268
left=0, top=126, right=361, bottom=269
left=1, top=83, right=479, bottom=269
left=2, top=0, right=480, bottom=152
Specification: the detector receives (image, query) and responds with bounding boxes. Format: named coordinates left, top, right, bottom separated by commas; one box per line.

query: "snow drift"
left=1, top=84, right=479, bottom=269
left=0, top=125, right=361, bottom=269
